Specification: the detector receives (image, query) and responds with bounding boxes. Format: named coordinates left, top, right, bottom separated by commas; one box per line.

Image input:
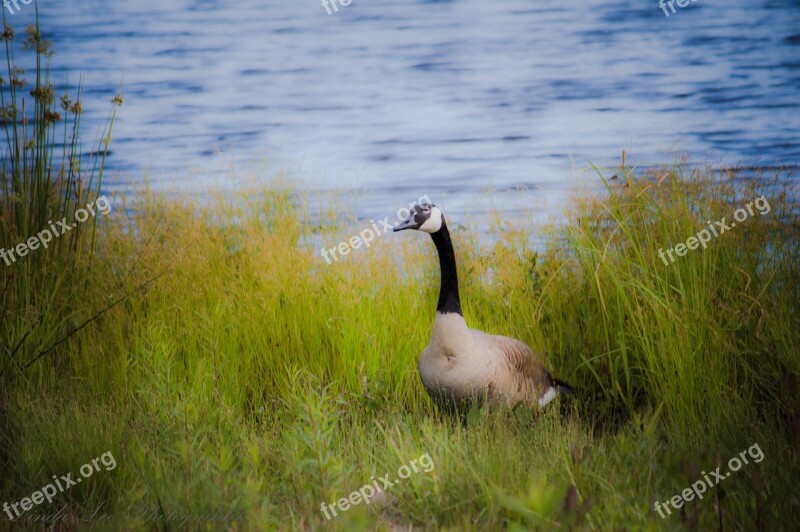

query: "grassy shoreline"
left=1, top=164, right=799, bottom=530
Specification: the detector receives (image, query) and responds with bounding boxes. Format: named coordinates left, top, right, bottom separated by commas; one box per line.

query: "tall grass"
left=1, top=16, right=799, bottom=532
left=1, top=164, right=797, bottom=530
left=537, top=167, right=800, bottom=444
left=0, top=13, right=121, bottom=384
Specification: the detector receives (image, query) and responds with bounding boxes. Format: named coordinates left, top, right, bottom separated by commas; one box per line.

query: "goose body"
left=394, top=203, right=572, bottom=412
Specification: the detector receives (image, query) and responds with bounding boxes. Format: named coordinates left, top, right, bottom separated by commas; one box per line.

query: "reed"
left=0, top=11, right=120, bottom=384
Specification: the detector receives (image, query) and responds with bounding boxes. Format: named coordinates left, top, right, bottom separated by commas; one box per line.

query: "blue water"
left=7, top=0, right=800, bottom=220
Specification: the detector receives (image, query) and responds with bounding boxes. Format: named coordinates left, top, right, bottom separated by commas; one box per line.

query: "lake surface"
left=9, top=0, right=800, bottom=221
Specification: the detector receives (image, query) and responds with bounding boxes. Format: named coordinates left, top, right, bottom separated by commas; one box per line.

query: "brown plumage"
left=394, top=202, right=573, bottom=413
left=418, top=313, right=559, bottom=411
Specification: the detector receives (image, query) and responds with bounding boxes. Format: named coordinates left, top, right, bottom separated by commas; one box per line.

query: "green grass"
left=1, top=13, right=799, bottom=532
left=0, top=15, right=120, bottom=393
left=1, top=165, right=799, bottom=531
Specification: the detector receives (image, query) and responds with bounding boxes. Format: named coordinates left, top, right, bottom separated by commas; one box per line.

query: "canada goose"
left=394, top=202, right=573, bottom=412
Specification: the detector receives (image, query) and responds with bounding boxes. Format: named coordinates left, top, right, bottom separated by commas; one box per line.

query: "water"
left=7, top=0, right=800, bottom=221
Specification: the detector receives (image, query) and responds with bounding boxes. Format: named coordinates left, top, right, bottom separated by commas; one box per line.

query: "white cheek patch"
left=419, top=207, right=443, bottom=233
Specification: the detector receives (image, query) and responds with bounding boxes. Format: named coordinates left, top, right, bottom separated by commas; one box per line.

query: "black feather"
left=553, top=378, right=575, bottom=395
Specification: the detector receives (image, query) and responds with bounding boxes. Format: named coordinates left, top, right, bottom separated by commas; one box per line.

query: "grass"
left=1, top=14, right=800, bottom=532
left=0, top=14, right=120, bottom=389
left=1, top=166, right=798, bottom=531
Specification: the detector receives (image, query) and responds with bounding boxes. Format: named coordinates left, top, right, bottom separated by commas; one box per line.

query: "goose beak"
left=393, top=215, right=419, bottom=232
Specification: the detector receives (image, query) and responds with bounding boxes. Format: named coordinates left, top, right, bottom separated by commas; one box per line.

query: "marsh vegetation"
left=1, top=17, right=799, bottom=532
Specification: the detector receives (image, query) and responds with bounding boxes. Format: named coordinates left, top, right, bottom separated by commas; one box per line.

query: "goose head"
left=393, top=202, right=444, bottom=234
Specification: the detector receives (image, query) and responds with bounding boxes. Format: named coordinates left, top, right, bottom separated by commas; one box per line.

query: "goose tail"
left=537, top=376, right=575, bottom=408
left=552, top=378, right=575, bottom=395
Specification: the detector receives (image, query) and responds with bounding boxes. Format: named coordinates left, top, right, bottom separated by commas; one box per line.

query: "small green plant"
left=283, top=369, right=345, bottom=510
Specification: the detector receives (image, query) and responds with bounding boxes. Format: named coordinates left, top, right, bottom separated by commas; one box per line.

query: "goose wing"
left=476, top=331, right=555, bottom=407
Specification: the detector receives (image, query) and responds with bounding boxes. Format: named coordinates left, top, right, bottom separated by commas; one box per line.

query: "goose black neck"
left=430, top=222, right=462, bottom=315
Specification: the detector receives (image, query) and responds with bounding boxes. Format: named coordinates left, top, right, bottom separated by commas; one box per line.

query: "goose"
left=394, top=202, right=573, bottom=412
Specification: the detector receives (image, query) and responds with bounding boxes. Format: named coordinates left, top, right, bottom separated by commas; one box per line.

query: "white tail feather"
left=537, top=387, right=557, bottom=408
